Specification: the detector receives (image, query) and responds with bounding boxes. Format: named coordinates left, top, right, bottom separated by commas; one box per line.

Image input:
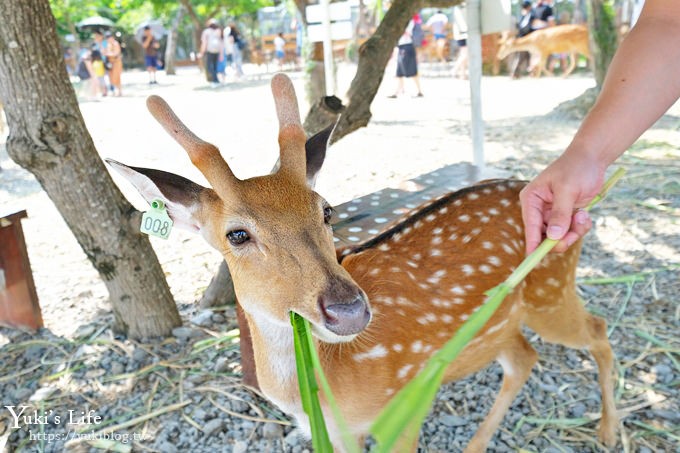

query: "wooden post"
left=0, top=210, right=43, bottom=330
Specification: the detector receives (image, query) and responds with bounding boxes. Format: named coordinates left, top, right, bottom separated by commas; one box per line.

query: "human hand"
left=519, top=151, right=606, bottom=254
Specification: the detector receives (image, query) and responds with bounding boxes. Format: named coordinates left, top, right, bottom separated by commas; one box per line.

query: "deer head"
left=107, top=74, right=370, bottom=343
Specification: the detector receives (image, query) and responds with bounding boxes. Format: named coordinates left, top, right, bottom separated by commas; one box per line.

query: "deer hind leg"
left=464, top=334, right=538, bottom=453
left=522, top=286, right=618, bottom=446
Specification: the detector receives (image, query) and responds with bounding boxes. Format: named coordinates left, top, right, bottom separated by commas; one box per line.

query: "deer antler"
left=146, top=95, right=237, bottom=196
left=271, top=74, right=306, bottom=183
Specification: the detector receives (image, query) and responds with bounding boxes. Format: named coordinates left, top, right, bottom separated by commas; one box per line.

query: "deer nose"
left=319, top=288, right=370, bottom=336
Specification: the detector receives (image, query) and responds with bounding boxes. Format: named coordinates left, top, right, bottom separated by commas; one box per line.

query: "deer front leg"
left=464, top=334, right=537, bottom=453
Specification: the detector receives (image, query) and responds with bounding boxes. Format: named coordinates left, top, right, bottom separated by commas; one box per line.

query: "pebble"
left=110, top=361, right=125, bottom=375
left=214, top=357, right=231, bottom=373
left=172, top=326, right=199, bottom=339
left=262, top=422, right=283, bottom=439
left=439, top=415, right=468, bottom=427
left=158, top=442, right=178, bottom=453
left=570, top=402, right=587, bottom=418
left=191, top=310, right=214, bottom=327
left=232, top=440, right=248, bottom=453
left=203, top=418, right=224, bottom=437
left=285, top=428, right=302, bottom=447
left=211, top=313, right=226, bottom=324
left=132, top=347, right=147, bottom=362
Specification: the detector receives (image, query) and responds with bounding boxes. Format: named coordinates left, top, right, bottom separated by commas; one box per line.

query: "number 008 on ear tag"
left=141, top=199, right=173, bottom=239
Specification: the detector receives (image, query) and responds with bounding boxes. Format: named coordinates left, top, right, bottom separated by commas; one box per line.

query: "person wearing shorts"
left=142, top=26, right=160, bottom=84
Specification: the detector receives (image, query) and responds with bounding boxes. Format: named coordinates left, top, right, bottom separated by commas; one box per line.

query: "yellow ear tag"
left=141, top=199, right=173, bottom=239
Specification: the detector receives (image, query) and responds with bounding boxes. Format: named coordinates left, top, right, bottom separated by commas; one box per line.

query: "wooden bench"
left=0, top=210, right=43, bottom=330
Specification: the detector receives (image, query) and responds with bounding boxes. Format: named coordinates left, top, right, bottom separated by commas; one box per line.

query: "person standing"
left=228, top=23, right=245, bottom=78
left=199, top=18, right=224, bottom=85
left=426, top=9, right=449, bottom=63
left=532, top=0, right=555, bottom=30
left=451, top=6, right=468, bottom=78
left=142, top=26, right=160, bottom=84
left=510, top=1, right=535, bottom=79
left=274, top=32, right=286, bottom=70
left=104, top=32, right=123, bottom=96
left=388, top=19, right=423, bottom=98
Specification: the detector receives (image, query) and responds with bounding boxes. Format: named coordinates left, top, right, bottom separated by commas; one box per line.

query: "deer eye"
left=226, top=229, right=250, bottom=246
left=323, top=206, right=334, bottom=224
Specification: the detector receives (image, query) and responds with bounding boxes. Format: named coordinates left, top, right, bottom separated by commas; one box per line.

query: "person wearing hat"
left=198, top=18, right=224, bottom=85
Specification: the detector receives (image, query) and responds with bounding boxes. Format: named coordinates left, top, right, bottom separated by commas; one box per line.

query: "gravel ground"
left=1, top=63, right=678, bottom=452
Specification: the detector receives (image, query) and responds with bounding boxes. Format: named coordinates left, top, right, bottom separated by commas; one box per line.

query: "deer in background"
left=107, top=74, right=617, bottom=451
left=497, top=24, right=590, bottom=77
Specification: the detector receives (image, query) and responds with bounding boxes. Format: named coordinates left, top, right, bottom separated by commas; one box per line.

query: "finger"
left=520, top=187, right=546, bottom=255
left=546, top=186, right=577, bottom=241
left=551, top=210, right=592, bottom=253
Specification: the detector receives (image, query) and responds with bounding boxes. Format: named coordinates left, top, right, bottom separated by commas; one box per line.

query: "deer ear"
left=106, top=158, right=210, bottom=233
left=305, top=122, right=336, bottom=187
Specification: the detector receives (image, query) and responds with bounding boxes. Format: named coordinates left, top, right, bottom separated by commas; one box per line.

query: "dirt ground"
left=0, top=62, right=678, bottom=452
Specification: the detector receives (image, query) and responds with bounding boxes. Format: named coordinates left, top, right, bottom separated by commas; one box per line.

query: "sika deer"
left=497, top=24, right=590, bottom=77
left=107, top=74, right=617, bottom=451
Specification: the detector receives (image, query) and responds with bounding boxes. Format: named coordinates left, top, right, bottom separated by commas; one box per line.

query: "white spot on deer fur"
left=483, top=241, right=494, bottom=250
left=375, top=296, right=394, bottom=306
left=393, top=344, right=403, bottom=352
left=433, top=269, right=446, bottom=278
left=546, top=277, right=561, bottom=287
left=488, top=207, right=500, bottom=215
left=414, top=220, right=423, bottom=229
left=439, top=207, right=448, bottom=215
left=468, top=193, right=479, bottom=200
left=471, top=228, right=482, bottom=236
left=462, top=235, right=473, bottom=244
left=500, top=199, right=511, bottom=207
left=483, top=188, right=492, bottom=194
left=403, top=226, right=412, bottom=235
left=353, top=344, right=388, bottom=362
left=535, top=288, right=546, bottom=297
left=393, top=233, right=403, bottom=242
left=406, top=271, right=416, bottom=281
left=433, top=227, right=444, bottom=235
left=464, top=284, right=475, bottom=290
left=479, top=264, right=492, bottom=274
left=407, top=260, right=419, bottom=268
left=451, top=285, right=466, bottom=295
left=441, top=314, right=454, bottom=323
left=480, top=216, right=490, bottom=223
left=431, top=249, right=442, bottom=257
left=411, top=341, right=423, bottom=353
left=391, top=267, right=401, bottom=273
left=486, top=320, right=508, bottom=335
left=379, top=243, right=390, bottom=252
left=488, top=256, right=502, bottom=266
left=417, top=316, right=429, bottom=325
left=449, top=233, right=459, bottom=241
left=460, top=314, right=469, bottom=321
left=432, top=236, right=443, bottom=246
left=496, top=185, right=507, bottom=192
left=386, top=388, right=395, bottom=396
left=506, top=218, right=516, bottom=226
left=426, top=214, right=436, bottom=222
left=370, top=268, right=380, bottom=276
left=397, top=364, right=413, bottom=379
left=452, top=298, right=465, bottom=305
left=462, top=264, right=474, bottom=275
left=459, top=214, right=470, bottom=222
left=454, top=199, right=462, bottom=206
left=418, top=283, right=430, bottom=290
left=502, top=243, right=514, bottom=254
left=412, top=253, right=422, bottom=260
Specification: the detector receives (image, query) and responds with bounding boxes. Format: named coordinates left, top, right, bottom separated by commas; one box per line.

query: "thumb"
left=546, top=189, right=576, bottom=241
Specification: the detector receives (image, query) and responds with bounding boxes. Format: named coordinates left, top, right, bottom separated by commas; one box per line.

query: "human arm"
left=142, top=34, right=152, bottom=49
left=198, top=29, right=207, bottom=57
left=520, top=0, right=680, bottom=253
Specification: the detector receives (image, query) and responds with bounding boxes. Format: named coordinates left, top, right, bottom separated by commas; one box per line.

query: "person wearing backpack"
left=198, top=18, right=224, bottom=85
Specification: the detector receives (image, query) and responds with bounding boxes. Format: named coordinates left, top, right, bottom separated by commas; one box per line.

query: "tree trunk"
left=164, top=6, right=184, bottom=76
left=302, top=0, right=462, bottom=139
left=587, top=0, right=618, bottom=89
left=200, top=261, right=236, bottom=308
left=0, top=0, right=182, bottom=338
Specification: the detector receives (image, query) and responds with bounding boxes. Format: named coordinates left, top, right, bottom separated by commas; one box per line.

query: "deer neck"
left=245, top=311, right=301, bottom=409
left=510, top=37, right=539, bottom=54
